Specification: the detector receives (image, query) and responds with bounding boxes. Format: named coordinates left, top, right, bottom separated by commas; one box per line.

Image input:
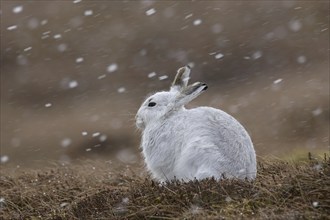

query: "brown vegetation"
left=1, top=154, right=329, bottom=219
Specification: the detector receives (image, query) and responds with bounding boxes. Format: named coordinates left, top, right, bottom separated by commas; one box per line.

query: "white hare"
left=136, top=66, right=257, bottom=182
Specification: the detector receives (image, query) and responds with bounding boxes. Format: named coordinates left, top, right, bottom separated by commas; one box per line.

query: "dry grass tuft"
left=1, top=154, right=329, bottom=219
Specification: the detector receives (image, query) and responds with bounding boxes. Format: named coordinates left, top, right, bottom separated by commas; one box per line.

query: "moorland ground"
left=0, top=154, right=329, bottom=219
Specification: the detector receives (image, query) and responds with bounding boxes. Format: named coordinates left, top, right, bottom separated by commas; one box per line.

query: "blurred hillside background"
left=1, top=1, right=329, bottom=168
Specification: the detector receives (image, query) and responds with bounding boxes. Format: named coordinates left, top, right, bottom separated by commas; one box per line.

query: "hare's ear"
left=170, top=66, right=191, bottom=92
left=173, top=82, right=208, bottom=108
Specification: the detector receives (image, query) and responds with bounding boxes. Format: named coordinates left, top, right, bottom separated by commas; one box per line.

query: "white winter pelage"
left=136, top=66, right=257, bottom=182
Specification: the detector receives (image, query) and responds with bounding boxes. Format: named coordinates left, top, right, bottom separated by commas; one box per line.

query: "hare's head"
left=136, top=66, right=208, bottom=130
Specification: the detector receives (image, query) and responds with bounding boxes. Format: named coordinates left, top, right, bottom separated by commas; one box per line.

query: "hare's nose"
left=136, top=116, right=145, bottom=129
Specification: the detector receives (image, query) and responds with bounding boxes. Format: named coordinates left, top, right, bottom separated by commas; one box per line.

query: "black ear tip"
left=202, top=84, right=208, bottom=91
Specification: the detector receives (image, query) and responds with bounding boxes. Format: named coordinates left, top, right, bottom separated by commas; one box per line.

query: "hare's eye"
left=148, top=102, right=157, bottom=107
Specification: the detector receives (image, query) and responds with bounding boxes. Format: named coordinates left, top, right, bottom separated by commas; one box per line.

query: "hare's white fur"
left=136, top=66, right=257, bottom=182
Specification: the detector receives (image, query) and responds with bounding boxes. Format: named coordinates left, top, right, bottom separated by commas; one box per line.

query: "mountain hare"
left=136, top=66, right=257, bottom=181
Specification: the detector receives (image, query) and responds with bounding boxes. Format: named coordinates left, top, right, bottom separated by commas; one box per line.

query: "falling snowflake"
left=40, top=20, right=48, bottom=25
left=84, top=10, right=93, bottom=16
left=189, top=205, right=203, bottom=215
left=297, top=55, right=307, bottom=64
left=45, top=103, right=52, bottom=108
left=0, top=155, right=9, bottom=164
left=99, top=134, right=107, bottom=142
left=148, top=72, right=156, bottom=78
left=44, top=30, right=51, bottom=35
left=61, top=138, right=72, bottom=148
left=53, top=34, right=62, bottom=39
left=145, top=8, right=156, bottom=16
left=107, top=63, right=118, bottom=73
left=75, top=57, right=84, bottom=63
left=98, top=74, right=106, bottom=79
left=225, top=196, right=232, bottom=203
left=60, top=202, right=69, bottom=208
left=24, top=47, right=32, bottom=52
left=312, top=108, right=322, bottom=116
left=7, top=25, right=17, bottom=31
left=69, top=80, right=78, bottom=88
left=193, top=19, right=202, bottom=26
left=139, top=49, right=147, bottom=56
left=117, top=87, right=126, bottom=93
left=122, top=198, right=129, bottom=204
left=92, top=132, right=100, bottom=137
left=185, top=13, right=193, bottom=19
left=288, top=19, right=302, bottom=32
left=273, top=78, right=283, bottom=84
left=215, top=53, right=224, bottom=59
left=252, top=51, right=263, bottom=60
left=27, top=18, right=39, bottom=29
left=57, top=43, right=68, bottom=52
left=13, top=5, right=23, bottom=14
left=158, top=75, right=168, bottom=80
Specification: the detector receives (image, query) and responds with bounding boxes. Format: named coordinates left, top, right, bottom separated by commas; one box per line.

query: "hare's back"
left=186, top=107, right=253, bottom=146
left=183, top=107, right=256, bottom=178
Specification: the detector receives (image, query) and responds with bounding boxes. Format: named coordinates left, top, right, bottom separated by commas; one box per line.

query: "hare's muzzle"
left=135, top=116, right=144, bottom=130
